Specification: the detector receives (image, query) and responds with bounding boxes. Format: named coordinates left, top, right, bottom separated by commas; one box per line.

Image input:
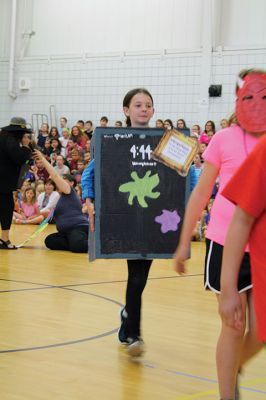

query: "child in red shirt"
left=220, top=134, right=266, bottom=342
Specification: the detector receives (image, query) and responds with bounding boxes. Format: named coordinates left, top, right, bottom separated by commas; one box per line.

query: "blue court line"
left=165, top=369, right=217, bottom=383
left=165, top=369, right=266, bottom=394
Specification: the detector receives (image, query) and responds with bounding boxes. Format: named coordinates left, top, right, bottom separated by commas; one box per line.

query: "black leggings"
left=0, top=193, right=14, bottom=230
left=45, top=225, right=89, bottom=253
left=125, top=259, right=152, bottom=338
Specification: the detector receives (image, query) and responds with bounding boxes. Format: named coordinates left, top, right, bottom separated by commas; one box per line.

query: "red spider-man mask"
left=236, top=73, right=266, bottom=133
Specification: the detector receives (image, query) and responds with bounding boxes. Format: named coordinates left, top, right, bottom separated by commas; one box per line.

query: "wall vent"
left=19, top=77, right=31, bottom=90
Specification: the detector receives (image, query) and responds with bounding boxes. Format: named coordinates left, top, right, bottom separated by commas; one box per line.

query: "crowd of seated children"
left=13, top=114, right=229, bottom=245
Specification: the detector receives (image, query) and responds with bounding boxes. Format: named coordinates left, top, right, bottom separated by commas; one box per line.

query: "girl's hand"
left=32, top=149, right=44, bottom=161
left=174, top=243, right=190, bottom=275
left=219, top=288, right=243, bottom=331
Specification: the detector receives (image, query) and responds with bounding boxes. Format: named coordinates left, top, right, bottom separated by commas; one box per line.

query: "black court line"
left=0, top=274, right=203, bottom=353
left=62, top=273, right=203, bottom=288
left=0, top=287, right=123, bottom=353
left=0, top=328, right=118, bottom=354
left=0, top=277, right=54, bottom=286
left=0, top=273, right=203, bottom=294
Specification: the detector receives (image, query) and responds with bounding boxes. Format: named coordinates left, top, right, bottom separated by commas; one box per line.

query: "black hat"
left=1, top=117, right=32, bottom=134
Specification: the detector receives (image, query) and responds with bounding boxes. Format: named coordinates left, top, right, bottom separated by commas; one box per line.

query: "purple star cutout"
left=155, top=209, right=181, bottom=233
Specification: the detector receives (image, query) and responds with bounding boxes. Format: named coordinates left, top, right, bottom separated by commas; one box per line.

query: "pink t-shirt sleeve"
left=222, top=135, right=266, bottom=218
left=200, top=126, right=258, bottom=246
left=202, top=132, right=222, bottom=168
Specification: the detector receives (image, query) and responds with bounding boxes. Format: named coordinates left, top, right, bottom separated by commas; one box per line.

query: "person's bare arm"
left=174, top=161, right=219, bottom=274
left=86, top=198, right=95, bottom=232
left=33, top=150, right=70, bottom=194
left=219, top=206, right=255, bottom=330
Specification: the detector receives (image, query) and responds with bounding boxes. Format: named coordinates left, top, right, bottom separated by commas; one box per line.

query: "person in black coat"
left=0, top=117, right=32, bottom=249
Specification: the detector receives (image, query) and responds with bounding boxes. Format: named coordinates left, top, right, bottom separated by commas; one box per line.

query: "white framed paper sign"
left=152, top=129, right=199, bottom=176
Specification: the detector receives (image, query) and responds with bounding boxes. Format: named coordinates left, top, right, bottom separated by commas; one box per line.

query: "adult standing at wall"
left=0, top=117, right=32, bottom=249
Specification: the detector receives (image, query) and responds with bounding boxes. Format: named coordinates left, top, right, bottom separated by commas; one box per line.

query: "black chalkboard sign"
left=91, top=127, right=189, bottom=260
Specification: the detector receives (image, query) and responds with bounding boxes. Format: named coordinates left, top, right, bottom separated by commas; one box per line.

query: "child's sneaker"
left=118, top=307, right=129, bottom=344
left=127, top=337, right=145, bottom=357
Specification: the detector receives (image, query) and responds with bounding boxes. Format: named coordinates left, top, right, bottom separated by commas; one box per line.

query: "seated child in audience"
left=191, top=124, right=201, bottom=139
left=70, top=125, right=88, bottom=149
left=50, top=138, right=62, bottom=157
left=83, top=140, right=91, bottom=165
left=69, top=149, right=81, bottom=173
left=198, top=142, right=207, bottom=162
left=18, top=180, right=32, bottom=202
left=35, top=181, right=45, bottom=198
left=42, top=138, right=53, bottom=160
left=66, top=139, right=83, bottom=161
left=190, top=153, right=203, bottom=192
left=72, top=160, right=85, bottom=183
left=13, top=187, right=44, bottom=225
left=220, top=118, right=229, bottom=129
left=37, top=122, right=49, bottom=150
left=84, top=120, right=94, bottom=140
left=49, top=127, right=59, bottom=140
left=54, top=155, right=70, bottom=177
left=199, top=120, right=216, bottom=144
left=31, top=158, right=49, bottom=183
left=59, top=128, right=70, bottom=158
left=50, top=152, right=58, bottom=166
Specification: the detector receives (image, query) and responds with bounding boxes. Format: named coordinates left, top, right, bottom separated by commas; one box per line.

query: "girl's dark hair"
left=204, top=120, right=216, bottom=133
left=49, top=126, right=59, bottom=138
left=45, top=179, right=57, bottom=191
left=123, top=88, right=153, bottom=127
left=176, top=118, right=187, bottom=128
left=51, top=138, right=62, bottom=150
left=164, top=119, right=174, bottom=129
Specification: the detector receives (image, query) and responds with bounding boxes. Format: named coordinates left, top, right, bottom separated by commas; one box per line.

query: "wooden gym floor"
left=0, top=224, right=265, bottom=399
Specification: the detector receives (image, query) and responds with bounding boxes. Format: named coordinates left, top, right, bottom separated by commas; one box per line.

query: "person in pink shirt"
left=199, top=120, right=216, bottom=144
left=70, top=125, right=88, bottom=150
left=174, top=69, right=266, bottom=400
left=14, top=187, right=44, bottom=224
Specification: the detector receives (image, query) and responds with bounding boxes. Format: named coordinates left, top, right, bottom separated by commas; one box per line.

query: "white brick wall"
left=1, top=48, right=266, bottom=132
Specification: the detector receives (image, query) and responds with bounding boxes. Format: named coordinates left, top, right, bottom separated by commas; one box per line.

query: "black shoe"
left=127, top=337, right=145, bottom=357
left=118, top=307, right=129, bottom=344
